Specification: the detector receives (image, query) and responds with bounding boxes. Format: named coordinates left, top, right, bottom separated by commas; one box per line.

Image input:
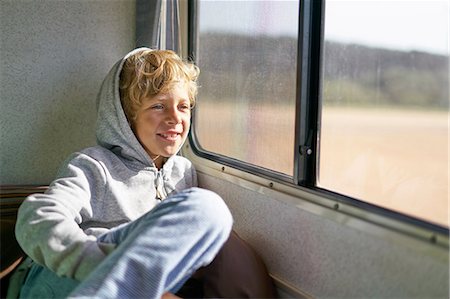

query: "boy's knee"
left=183, top=188, right=233, bottom=234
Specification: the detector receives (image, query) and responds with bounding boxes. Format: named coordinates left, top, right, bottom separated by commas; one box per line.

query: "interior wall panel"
left=0, top=0, right=136, bottom=185
left=197, top=172, right=449, bottom=298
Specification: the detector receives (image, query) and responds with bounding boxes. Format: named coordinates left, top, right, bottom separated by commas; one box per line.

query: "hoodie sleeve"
left=15, top=153, right=109, bottom=281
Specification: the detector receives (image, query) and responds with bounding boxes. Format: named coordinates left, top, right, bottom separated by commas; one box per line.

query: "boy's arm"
left=15, top=153, right=109, bottom=281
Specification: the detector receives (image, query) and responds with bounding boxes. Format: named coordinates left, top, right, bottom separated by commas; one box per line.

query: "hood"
left=95, top=47, right=156, bottom=167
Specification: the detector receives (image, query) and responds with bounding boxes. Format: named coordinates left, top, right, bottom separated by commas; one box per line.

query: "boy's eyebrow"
left=144, top=95, right=190, bottom=103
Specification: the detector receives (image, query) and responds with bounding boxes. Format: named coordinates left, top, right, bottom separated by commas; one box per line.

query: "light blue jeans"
left=19, top=188, right=233, bottom=299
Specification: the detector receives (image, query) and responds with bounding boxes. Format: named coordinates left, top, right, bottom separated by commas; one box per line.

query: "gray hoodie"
left=15, top=48, right=197, bottom=281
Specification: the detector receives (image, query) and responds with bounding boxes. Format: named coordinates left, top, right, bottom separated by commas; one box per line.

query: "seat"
left=1, top=186, right=46, bottom=298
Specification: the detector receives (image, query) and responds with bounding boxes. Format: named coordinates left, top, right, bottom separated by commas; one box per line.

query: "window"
left=190, top=0, right=449, bottom=229
left=192, top=0, right=299, bottom=176
left=318, top=0, right=449, bottom=228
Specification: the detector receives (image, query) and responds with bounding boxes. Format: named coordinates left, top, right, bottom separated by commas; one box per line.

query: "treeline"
left=197, top=33, right=448, bottom=109
left=323, top=41, right=448, bottom=108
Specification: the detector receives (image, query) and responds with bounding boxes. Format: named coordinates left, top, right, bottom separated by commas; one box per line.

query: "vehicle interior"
left=1, top=0, right=449, bottom=298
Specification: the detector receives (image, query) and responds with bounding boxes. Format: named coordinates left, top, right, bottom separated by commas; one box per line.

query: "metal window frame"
left=295, top=0, right=323, bottom=187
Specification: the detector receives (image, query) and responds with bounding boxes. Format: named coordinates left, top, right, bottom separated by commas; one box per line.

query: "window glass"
left=319, top=0, right=449, bottom=227
left=194, top=0, right=299, bottom=175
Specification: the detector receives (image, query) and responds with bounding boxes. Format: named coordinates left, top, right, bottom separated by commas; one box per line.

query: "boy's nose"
left=166, top=108, right=182, bottom=124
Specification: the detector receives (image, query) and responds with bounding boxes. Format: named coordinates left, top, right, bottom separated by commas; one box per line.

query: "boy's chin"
left=160, top=149, right=181, bottom=158
left=151, top=141, right=186, bottom=158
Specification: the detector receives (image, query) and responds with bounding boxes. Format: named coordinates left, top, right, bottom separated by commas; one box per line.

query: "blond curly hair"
left=119, top=49, right=200, bottom=123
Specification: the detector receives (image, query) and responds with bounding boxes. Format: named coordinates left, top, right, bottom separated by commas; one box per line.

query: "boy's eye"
left=179, top=103, right=190, bottom=110
left=151, top=104, right=164, bottom=110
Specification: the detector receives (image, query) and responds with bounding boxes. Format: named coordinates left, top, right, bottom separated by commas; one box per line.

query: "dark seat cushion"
left=188, top=231, right=277, bottom=298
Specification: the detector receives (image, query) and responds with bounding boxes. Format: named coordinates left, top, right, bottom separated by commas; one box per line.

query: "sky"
left=325, top=0, right=449, bottom=55
left=199, top=0, right=449, bottom=55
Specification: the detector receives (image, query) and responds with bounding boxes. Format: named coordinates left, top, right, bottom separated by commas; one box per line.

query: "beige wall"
left=0, top=0, right=136, bottom=184
left=197, top=171, right=449, bottom=298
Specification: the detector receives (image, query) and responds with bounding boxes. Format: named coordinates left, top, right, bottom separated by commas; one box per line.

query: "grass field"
left=196, top=103, right=449, bottom=228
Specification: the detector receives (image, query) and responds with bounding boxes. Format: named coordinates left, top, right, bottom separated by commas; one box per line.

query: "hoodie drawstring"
left=155, top=171, right=168, bottom=201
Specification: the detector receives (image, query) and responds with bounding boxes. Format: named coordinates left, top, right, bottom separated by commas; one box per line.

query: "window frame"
left=186, top=0, right=448, bottom=235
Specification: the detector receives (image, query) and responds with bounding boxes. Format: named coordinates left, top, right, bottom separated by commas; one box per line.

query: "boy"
left=14, top=48, right=233, bottom=298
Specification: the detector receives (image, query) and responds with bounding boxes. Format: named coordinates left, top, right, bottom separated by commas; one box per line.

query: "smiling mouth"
left=157, top=133, right=181, bottom=141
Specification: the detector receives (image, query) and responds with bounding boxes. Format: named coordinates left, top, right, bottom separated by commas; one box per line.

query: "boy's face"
left=133, top=82, right=191, bottom=162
